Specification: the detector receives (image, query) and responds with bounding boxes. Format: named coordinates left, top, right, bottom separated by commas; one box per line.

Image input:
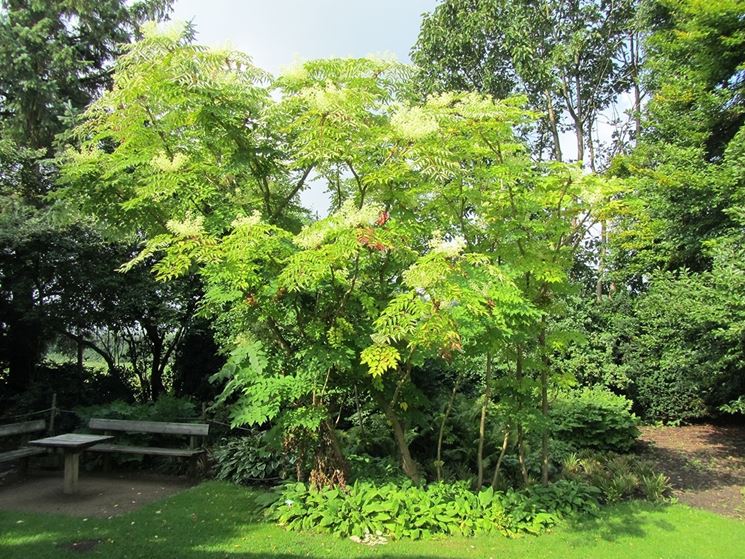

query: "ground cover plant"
left=268, top=479, right=601, bottom=539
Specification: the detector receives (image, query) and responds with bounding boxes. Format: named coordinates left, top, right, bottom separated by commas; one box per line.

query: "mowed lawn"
left=1, top=481, right=743, bottom=559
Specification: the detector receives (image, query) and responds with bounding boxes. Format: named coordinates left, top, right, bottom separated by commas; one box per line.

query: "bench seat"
left=0, top=419, right=47, bottom=473
left=0, top=446, right=46, bottom=463
left=88, top=443, right=204, bottom=458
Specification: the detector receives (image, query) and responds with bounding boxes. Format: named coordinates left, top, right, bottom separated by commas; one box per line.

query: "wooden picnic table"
left=29, top=433, right=114, bottom=495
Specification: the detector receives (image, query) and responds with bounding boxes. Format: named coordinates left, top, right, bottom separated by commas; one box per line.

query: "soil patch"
left=640, top=424, right=745, bottom=519
left=0, top=470, right=193, bottom=517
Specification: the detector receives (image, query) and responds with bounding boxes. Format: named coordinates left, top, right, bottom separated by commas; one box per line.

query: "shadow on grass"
left=563, top=500, right=676, bottom=543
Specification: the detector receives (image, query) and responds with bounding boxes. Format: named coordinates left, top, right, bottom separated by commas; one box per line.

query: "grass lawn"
left=1, top=481, right=743, bottom=559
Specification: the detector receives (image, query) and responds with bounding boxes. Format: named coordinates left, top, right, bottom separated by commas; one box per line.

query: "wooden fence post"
left=49, top=393, right=57, bottom=434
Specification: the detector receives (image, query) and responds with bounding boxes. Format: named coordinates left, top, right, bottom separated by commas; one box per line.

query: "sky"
left=172, top=0, right=438, bottom=74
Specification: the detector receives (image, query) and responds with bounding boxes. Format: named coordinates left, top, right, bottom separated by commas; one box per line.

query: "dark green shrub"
left=0, top=362, right=134, bottom=429
left=267, top=479, right=599, bottom=540
left=75, top=395, right=198, bottom=424
left=211, top=433, right=292, bottom=484
left=550, top=388, right=640, bottom=453
left=347, top=454, right=407, bottom=483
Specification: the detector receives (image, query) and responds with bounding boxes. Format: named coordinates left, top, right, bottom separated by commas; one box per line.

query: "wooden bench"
left=0, top=419, right=48, bottom=474
left=87, top=418, right=209, bottom=475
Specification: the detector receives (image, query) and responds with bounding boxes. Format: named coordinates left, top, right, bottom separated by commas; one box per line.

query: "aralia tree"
left=62, top=25, right=611, bottom=484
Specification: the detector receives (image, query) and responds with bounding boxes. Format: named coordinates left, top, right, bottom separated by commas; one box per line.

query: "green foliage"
left=629, top=259, right=745, bottom=422
left=0, top=362, right=133, bottom=429
left=267, top=479, right=599, bottom=540
left=59, top=20, right=273, bottom=237
left=639, top=472, right=672, bottom=503
left=60, top=22, right=625, bottom=485
left=550, top=388, right=640, bottom=453
left=211, top=433, right=293, bottom=484
left=720, top=396, right=745, bottom=416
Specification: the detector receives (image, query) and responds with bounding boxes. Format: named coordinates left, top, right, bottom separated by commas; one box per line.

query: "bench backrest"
left=89, top=418, right=209, bottom=437
left=0, top=419, right=46, bottom=438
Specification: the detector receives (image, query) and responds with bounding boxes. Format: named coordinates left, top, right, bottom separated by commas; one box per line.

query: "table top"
left=29, top=433, right=114, bottom=451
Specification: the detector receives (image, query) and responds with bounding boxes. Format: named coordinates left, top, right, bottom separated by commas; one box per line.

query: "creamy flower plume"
left=391, top=106, right=439, bottom=141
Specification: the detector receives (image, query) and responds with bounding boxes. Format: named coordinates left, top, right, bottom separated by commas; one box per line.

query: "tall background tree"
left=0, top=0, right=178, bottom=404
left=413, top=0, right=745, bottom=424
left=412, top=0, right=641, bottom=167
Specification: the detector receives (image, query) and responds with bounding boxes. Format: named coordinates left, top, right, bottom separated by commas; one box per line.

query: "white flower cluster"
left=428, top=92, right=458, bottom=109
left=341, top=200, right=382, bottom=227
left=303, top=83, right=346, bottom=113
left=280, top=59, right=309, bottom=82
left=141, top=20, right=188, bottom=42
left=295, top=201, right=382, bottom=249
left=429, top=234, right=466, bottom=258
left=391, top=106, right=439, bottom=141
left=296, top=227, right=327, bottom=249
left=457, top=92, right=499, bottom=120
left=166, top=214, right=204, bottom=238
left=151, top=152, right=187, bottom=173
left=231, top=210, right=262, bottom=230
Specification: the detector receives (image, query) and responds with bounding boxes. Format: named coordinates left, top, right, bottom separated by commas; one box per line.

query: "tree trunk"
left=630, top=31, right=642, bottom=138
left=574, top=117, right=585, bottom=164
left=143, top=319, right=165, bottom=400
left=517, top=423, right=529, bottom=486
left=76, top=339, right=84, bottom=376
left=538, top=327, right=550, bottom=486
left=596, top=219, right=607, bottom=302
left=491, top=430, right=510, bottom=489
left=587, top=124, right=597, bottom=172
left=308, top=419, right=349, bottom=489
left=545, top=91, right=563, bottom=162
left=6, top=284, right=41, bottom=392
left=385, top=405, right=419, bottom=481
left=436, top=373, right=462, bottom=481
left=574, top=72, right=585, bottom=164
left=476, top=352, right=492, bottom=490
left=540, top=368, right=549, bottom=486
left=150, top=336, right=164, bottom=400
left=515, top=345, right=529, bottom=486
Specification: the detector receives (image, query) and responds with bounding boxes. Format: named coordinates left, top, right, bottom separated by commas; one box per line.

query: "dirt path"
left=640, top=424, right=745, bottom=519
left=0, top=470, right=194, bottom=517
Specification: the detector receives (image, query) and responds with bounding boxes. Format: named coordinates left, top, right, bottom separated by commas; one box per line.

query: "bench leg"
left=63, top=452, right=80, bottom=495
left=18, top=457, right=29, bottom=477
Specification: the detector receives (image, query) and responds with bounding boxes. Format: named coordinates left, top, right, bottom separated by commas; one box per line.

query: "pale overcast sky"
left=172, top=0, right=438, bottom=75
